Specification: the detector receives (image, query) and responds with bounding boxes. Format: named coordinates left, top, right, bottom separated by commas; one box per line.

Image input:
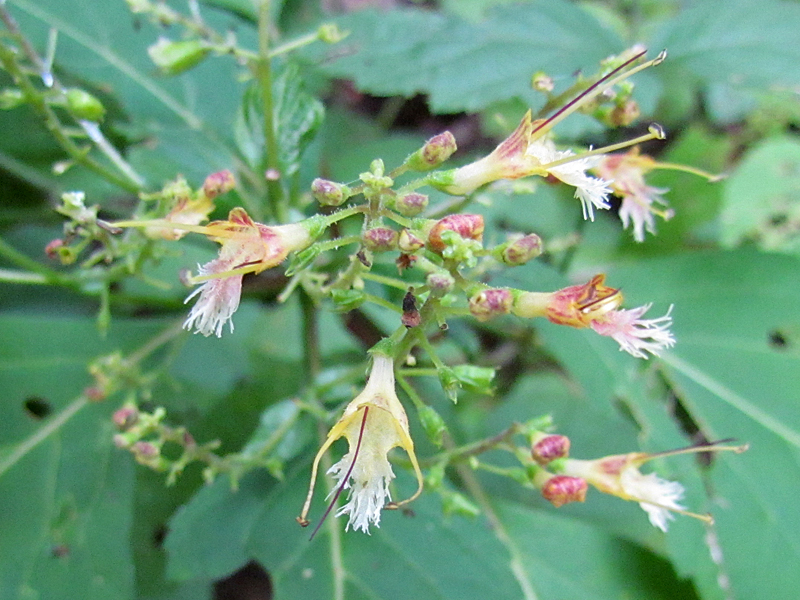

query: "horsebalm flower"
left=594, top=148, right=723, bottom=242
left=426, top=49, right=668, bottom=219
left=512, top=274, right=675, bottom=358
left=594, top=150, right=672, bottom=242
left=298, top=354, right=423, bottom=535
left=182, top=208, right=315, bottom=337
left=558, top=442, right=747, bottom=532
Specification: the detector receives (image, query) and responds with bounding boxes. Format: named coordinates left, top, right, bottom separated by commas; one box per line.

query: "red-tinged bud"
left=201, top=170, right=235, bottom=199
left=44, top=239, right=65, bottom=260
left=541, top=475, right=588, bottom=508
left=497, top=233, right=542, bottom=265
left=395, top=192, right=429, bottom=217
left=311, top=178, right=352, bottom=206
left=133, top=441, right=159, bottom=458
left=426, top=272, right=455, bottom=296
left=85, top=386, right=106, bottom=402
left=398, top=229, right=425, bottom=253
left=363, top=227, right=398, bottom=251
left=112, top=406, right=139, bottom=430
left=468, top=288, right=513, bottom=322
left=532, top=434, right=571, bottom=465
left=427, top=214, right=484, bottom=253
left=405, top=132, right=457, bottom=171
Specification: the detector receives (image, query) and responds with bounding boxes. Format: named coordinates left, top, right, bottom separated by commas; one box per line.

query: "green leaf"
left=235, top=62, right=325, bottom=177
left=610, top=250, right=800, bottom=600
left=0, top=315, right=168, bottom=600
left=721, top=136, right=800, bottom=253
left=8, top=0, right=247, bottom=183
left=649, top=0, right=800, bottom=91
left=313, top=2, right=623, bottom=113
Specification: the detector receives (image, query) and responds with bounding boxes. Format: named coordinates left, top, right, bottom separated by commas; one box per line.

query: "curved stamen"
left=309, top=406, right=370, bottom=541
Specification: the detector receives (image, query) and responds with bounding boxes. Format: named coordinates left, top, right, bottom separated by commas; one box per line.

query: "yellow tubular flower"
left=298, top=353, right=423, bottom=535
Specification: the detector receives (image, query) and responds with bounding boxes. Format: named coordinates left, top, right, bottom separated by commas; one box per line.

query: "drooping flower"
left=594, top=150, right=672, bottom=241
left=556, top=442, right=748, bottom=532
left=428, top=112, right=614, bottom=220
left=298, top=353, right=423, bottom=535
left=426, top=50, right=668, bottom=219
left=512, top=274, right=675, bottom=358
left=182, top=208, right=314, bottom=337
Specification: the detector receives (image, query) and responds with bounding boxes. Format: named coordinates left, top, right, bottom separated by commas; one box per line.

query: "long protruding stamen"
left=649, top=161, right=726, bottom=182
left=112, top=219, right=243, bottom=239
left=647, top=440, right=749, bottom=460
left=542, top=124, right=666, bottom=172
left=531, top=49, right=667, bottom=140
left=308, top=407, right=370, bottom=541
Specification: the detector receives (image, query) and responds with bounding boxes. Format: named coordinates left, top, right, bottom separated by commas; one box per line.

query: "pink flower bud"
left=44, top=239, right=65, bottom=260
left=427, top=214, right=484, bottom=253
left=405, top=132, right=457, bottom=171
left=541, top=475, right=588, bottom=508
left=499, top=233, right=542, bottom=265
left=201, top=170, right=235, bottom=199
left=363, top=227, right=399, bottom=251
left=532, top=434, right=571, bottom=465
left=469, top=288, right=512, bottom=322
left=395, top=192, right=429, bottom=217
left=311, top=178, right=351, bottom=206
left=112, top=406, right=139, bottom=430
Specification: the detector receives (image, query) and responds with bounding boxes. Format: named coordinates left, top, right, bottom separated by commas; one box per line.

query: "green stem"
left=255, top=0, right=285, bottom=221
left=0, top=268, right=48, bottom=284
left=269, top=31, right=319, bottom=57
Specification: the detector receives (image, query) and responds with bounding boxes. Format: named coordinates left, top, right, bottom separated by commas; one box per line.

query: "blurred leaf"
left=610, top=250, right=800, bottom=600
left=721, top=136, right=800, bottom=253
left=312, top=2, right=623, bottom=113
left=7, top=0, right=248, bottom=185
left=650, top=0, right=800, bottom=93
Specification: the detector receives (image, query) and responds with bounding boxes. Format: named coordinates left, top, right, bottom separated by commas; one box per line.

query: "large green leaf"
left=649, top=0, right=800, bottom=90
left=312, top=2, right=624, bottom=113
left=0, top=315, right=168, bottom=600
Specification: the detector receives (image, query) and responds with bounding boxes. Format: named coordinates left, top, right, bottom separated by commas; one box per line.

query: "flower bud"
left=398, top=229, right=425, bottom=253
left=426, top=271, right=454, bottom=296
left=441, top=490, right=481, bottom=518
left=468, top=288, right=512, bottom=322
left=317, top=22, right=347, bottom=43
left=417, top=405, right=448, bottom=447
left=0, top=88, right=26, bottom=110
left=363, top=227, right=398, bottom=251
left=404, top=132, right=457, bottom=171
left=394, top=192, right=429, bottom=217
left=438, top=367, right=460, bottom=403
left=330, top=288, right=366, bottom=312
left=532, top=434, right=571, bottom=465
left=112, top=405, right=139, bottom=430
left=311, top=178, right=352, bottom=206
left=531, top=72, right=554, bottom=92
left=65, top=88, right=106, bottom=122
left=541, top=475, right=588, bottom=508
left=451, top=365, right=496, bottom=394
left=427, top=214, right=484, bottom=253
left=148, top=38, right=210, bottom=76
left=201, top=170, right=235, bottom=199
left=495, top=233, right=542, bottom=266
